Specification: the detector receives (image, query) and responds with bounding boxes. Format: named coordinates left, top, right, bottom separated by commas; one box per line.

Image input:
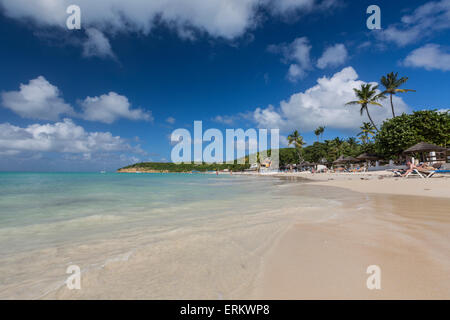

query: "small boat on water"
left=100, top=170, right=106, bottom=174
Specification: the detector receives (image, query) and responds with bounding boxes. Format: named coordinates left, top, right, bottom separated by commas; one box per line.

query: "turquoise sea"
left=0, top=172, right=338, bottom=299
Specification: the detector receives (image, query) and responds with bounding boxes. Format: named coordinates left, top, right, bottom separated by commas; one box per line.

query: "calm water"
left=0, top=172, right=336, bottom=299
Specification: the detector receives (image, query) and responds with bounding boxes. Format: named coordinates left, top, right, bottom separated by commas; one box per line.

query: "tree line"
left=287, top=72, right=449, bottom=163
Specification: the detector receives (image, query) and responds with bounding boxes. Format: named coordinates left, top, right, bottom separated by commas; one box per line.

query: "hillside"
left=117, top=148, right=299, bottom=172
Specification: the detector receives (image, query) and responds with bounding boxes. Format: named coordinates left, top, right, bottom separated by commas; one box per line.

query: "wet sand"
left=254, top=190, right=450, bottom=299
left=40, top=178, right=450, bottom=299
left=4, top=173, right=448, bottom=299
left=42, top=179, right=450, bottom=300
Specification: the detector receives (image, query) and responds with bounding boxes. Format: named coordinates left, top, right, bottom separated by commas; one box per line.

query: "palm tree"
left=346, top=84, right=386, bottom=132
left=357, top=122, right=376, bottom=144
left=344, top=137, right=360, bottom=157
left=314, top=126, right=325, bottom=142
left=314, top=128, right=320, bottom=142
left=380, top=72, right=415, bottom=117
left=287, top=130, right=306, bottom=162
left=319, top=126, right=325, bottom=141
left=332, top=137, right=345, bottom=157
left=346, top=137, right=359, bottom=148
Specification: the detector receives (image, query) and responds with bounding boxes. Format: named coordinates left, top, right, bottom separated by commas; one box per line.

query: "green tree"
left=287, top=130, right=306, bottom=162
left=314, top=126, right=325, bottom=142
left=357, top=122, right=376, bottom=145
left=329, top=137, right=345, bottom=159
left=302, top=142, right=328, bottom=163
left=380, top=72, right=415, bottom=118
left=346, top=84, right=386, bottom=132
left=343, top=137, right=362, bottom=157
left=278, top=148, right=301, bottom=166
left=375, top=110, right=450, bottom=159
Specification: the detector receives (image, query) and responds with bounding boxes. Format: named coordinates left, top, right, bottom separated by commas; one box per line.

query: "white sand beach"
left=277, top=171, right=450, bottom=198
left=252, top=172, right=450, bottom=299
left=1, top=172, right=449, bottom=300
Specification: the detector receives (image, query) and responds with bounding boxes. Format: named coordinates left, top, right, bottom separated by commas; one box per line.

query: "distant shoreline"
left=234, top=170, right=450, bottom=199
left=116, top=167, right=450, bottom=199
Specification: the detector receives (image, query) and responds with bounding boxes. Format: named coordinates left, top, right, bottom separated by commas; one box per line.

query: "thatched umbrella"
left=404, top=142, right=446, bottom=153
left=333, top=155, right=346, bottom=164
left=404, top=142, right=447, bottom=162
left=298, top=161, right=313, bottom=167
left=342, top=156, right=359, bottom=163
left=356, top=153, right=379, bottom=161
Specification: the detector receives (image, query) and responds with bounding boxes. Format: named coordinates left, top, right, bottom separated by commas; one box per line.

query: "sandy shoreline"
left=43, top=173, right=450, bottom=299
left=4, top=171, right=448, bottom=299
left=252, top=172, right=450, bottom=299
left=240, top=170, right=450, bottom=199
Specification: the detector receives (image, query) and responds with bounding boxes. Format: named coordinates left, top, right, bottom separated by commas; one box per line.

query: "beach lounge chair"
left=391, top=169, right=405, bottom=177
left=435, top=170, right=450, bottom=174
left=404, top=169, right=425, bottom=178
left=419, top=169, right=450, bottom=178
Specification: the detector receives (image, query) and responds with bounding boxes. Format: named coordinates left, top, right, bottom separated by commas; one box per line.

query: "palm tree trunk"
left=366, top=109, right=379, bottom=132
left=390, top=94, right=395, bottom=118
left=296, top=146, right=303, bottom=163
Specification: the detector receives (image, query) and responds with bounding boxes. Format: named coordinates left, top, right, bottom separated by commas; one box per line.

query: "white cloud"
left=403, top=44, right=450, bottom=71
left=268, top=37, right=312, bottom=81
left=0, top=119, right=139, bottom=154
left=212, top=115, right=237, bottom=125
left=1, top=76, right=153, bottom=123
left=267, top=0, right=315, bottom=14
left=80, top=92, right=153, bottom=124
left=0, top=0, right=338, bottom=41
left=378, top=0, right=450, bottom=46
left=1, top=76, right=74, bottom=120
left=166, top=117, right=176, bottom=124
left=317, top=43, right=348, bottom=69
left=212, top=112, right=253, bottom=125
left=252, top=67, right=410, bottom=132
left=287, top=64, right=307, bottom=82
left=83, top=28, right=116, bottom=59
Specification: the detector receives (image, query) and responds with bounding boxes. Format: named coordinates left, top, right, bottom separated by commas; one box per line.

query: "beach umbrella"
left=342, top=156, right=359, bottom=163
left=319, top=158, right=329, bottom=164
left=403, top=142, right=446, bottom=153
left=403, top=142, right=447, bottom=162
left=333, top=155, right=346, bottom=164
left=356, top=153, right=379, bottom=161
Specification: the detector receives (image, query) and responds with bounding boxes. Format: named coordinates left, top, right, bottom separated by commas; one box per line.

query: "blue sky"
left=0, top=0, right=449, bottom=171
